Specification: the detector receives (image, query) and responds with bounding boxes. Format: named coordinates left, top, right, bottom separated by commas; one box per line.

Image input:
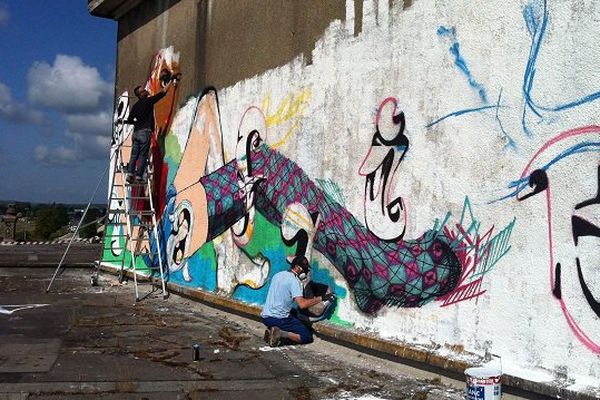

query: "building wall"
left=115, top=0, right=198, bottom=100
left=115, top=0, right=346, bottom=99
left=105, top=0, right=600, bottom=396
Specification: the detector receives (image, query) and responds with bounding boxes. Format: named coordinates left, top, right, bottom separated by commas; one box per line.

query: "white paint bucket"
left=465, top=367, right=502, bottom=400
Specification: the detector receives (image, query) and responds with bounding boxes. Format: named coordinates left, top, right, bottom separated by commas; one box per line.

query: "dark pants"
left=262, top=315, right=313, bottom=344
left=128, top=128, right=151, bottom=179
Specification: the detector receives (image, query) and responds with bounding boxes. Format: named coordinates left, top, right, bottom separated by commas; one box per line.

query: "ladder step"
left=128, top=210, right=155, bottom=215
left=108, top=209, right=154, bottom=215
left=110, top=197, right=150, bottom=200
left=132, top=223, right=154, bottom=228
left=129, top=236, right=149, bottom=242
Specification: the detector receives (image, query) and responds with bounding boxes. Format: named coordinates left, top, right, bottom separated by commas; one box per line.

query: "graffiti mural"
left=101, top=0, right=600, bottom=392
left=359, top=97, right=408, bottom=242
left=104, top=54, right=521, bottom=319
left=503, top=126, right=600, bottom=353
left=438, top=198, right=515, bottom=307
left=103, top=46, right=519, bottom=316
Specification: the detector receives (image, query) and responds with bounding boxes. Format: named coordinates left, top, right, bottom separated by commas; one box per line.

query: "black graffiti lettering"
left=553, top=263, right=561, bottom=299
left=282, top=228, right=309, bottom=258
left=170, top=208, right=191, bottom=266
left=110, top=239, right=120, bottom=257
left=576, top=258, right=600, bottom=319
left=244, top=130, right=261, bottom=177
left=363, top=109, right=409, bottom=242
left=386, top=196, right=405, bottom=224
left=572, top=215, right=600, bottom=246
left=518, top=169, right=548, bottom=201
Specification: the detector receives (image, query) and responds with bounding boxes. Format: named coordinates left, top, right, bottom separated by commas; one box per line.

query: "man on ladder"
left=124, top=73, right=178, bottom=184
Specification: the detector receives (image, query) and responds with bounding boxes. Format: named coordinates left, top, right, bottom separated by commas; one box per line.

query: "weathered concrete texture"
left=0, top=267, right=469, bottom=399
left=113, top=0, right=346, bottom=99
left=115, top=0, right=197, bottom=100
left=0, top=244, right=100, bottom=267
left=197, top=0, right=346, bottom=89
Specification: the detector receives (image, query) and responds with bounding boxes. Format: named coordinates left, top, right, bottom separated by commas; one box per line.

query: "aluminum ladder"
left=92, top=134, right=168, bottom=301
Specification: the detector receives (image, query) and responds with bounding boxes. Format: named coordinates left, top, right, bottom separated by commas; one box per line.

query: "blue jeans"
left=262, top=315, right=313, bottom=344
left=128, top=128, right=151, bottom=178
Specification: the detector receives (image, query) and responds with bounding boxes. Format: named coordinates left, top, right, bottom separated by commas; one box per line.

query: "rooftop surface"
left=0, top=265, right=470, bottom=399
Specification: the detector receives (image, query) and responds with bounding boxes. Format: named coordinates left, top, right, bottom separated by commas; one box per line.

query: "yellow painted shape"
left=262, top=88, right=311, bottom=148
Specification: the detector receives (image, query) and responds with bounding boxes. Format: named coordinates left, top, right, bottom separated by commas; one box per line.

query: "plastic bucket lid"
left=465, top=367, right=502, bottom=379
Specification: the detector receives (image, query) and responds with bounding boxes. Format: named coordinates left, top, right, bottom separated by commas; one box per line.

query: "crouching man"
left=261, top=255, right=336, bottom=347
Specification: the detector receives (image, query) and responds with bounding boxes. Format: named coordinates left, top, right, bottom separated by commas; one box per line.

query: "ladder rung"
left=128, top=210, right=155, bottom=215
left=129, top=236, right=149, bottom=242
left=111, top=197, right=150, bottom=200
left=108, top=209, right=154, bottom=215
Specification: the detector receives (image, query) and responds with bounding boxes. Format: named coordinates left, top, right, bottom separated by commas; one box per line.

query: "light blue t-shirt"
left=260, top=270, right=303, bottom=319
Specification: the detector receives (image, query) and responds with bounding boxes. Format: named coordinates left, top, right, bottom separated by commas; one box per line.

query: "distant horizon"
left=0, top=198, right=108, bottom=207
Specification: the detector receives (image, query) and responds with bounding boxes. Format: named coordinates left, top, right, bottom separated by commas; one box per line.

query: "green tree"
left=80, top=208, right=101, bottom=238
left=34, top=206, right=69, bottom=240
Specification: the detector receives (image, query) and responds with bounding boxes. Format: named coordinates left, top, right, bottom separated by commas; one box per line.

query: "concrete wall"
left=114, top=0, right=345, bottom=101
left=103, top=0, right=600, bottom=396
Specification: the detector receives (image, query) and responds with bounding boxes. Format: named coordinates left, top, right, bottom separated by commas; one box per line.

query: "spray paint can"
left=192, top=344, right=200, bottom=361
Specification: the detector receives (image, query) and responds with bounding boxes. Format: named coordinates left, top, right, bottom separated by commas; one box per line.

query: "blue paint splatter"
left=492, top=141, right=600, bottom=203
left=438, top=26, right=488, bottom=104
left=426, top=104, right=498, bottom=128
left=232, top=247, right=288, bottom=305
left=495, top=89, right=517, bottom=150
left=522, top=0, right=600, bottom=136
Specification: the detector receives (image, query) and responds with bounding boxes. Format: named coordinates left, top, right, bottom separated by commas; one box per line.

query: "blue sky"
left=0, top=1, right=116, bottom=204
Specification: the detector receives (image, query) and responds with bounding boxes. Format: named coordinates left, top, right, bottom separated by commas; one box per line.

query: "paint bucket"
left=465, top=367, right=502, bottom=400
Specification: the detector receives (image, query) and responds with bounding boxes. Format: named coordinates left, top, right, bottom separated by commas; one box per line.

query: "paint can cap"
left=465, top=367, right=502, bottom=379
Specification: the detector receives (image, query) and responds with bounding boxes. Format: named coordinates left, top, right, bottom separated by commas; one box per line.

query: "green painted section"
left=329, top=311, right=354, bottom=328
left=164, top=132, right=183, bottom=184
left=240, top=212, right=294, bottom=257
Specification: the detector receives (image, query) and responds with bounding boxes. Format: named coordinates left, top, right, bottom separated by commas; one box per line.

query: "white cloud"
left=64, top=111, right=112, bottom=160
left=79, top=134, right=111, bottom=159
left=27, top=55, right=113, bottom=113
left=0, top=7, right=8, bottom=26
left=0, top=81, right=49, bottom=125
left=33, top=145, right=79, bottom=166
left=34, top=110, right=113, bottom=165
left=27, top=55, right=115, bottom=166
left=64, top=111, right=112, bottom=137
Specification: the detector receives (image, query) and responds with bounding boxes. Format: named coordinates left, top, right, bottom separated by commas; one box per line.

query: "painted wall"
left=103, top=0, right=600, bottom=395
